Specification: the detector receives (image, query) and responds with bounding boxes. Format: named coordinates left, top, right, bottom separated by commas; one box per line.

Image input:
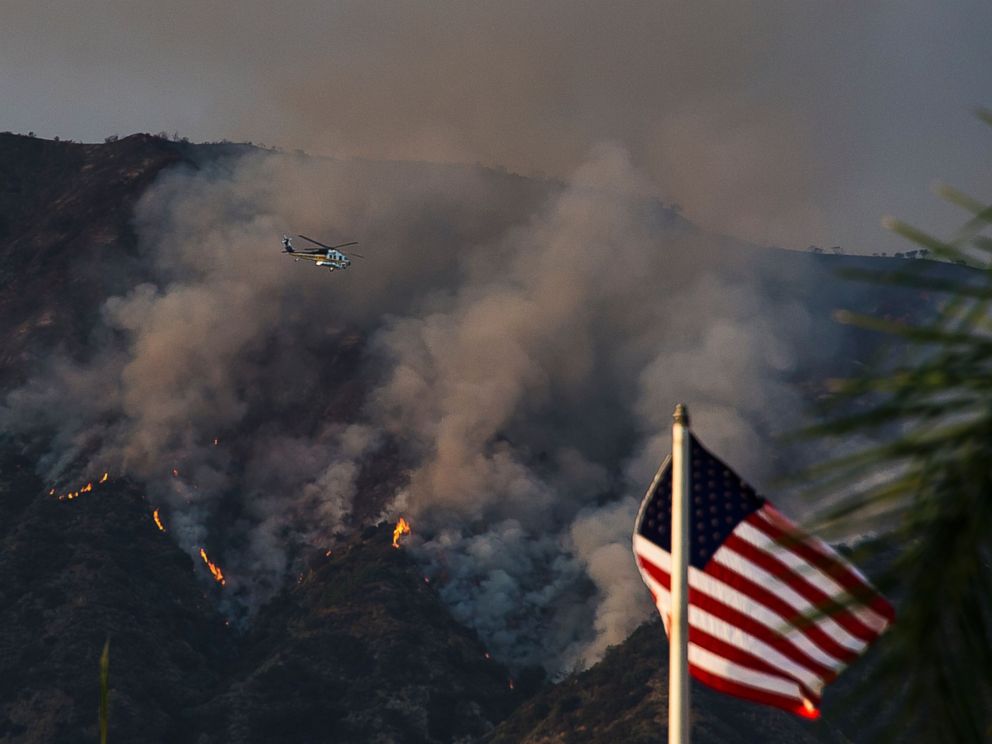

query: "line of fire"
left=49, top=468, right=415, bottom=593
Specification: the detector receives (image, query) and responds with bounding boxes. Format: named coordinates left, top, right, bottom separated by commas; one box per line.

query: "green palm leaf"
left=804, top=120, right=992, bottom=741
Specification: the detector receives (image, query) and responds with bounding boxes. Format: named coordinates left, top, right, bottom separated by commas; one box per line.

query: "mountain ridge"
left=0, top=132, right=940, bottom=742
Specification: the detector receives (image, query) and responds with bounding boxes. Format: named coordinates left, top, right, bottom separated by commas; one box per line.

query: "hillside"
left=0, top=450, right=522, bottom=743
left=0, top=450, right=231, bottom=742
left=487, top=620, right=844, bottom=744
left=0, top=133, right=955, bottom=742
left=0, top=134, right=178, bottom=388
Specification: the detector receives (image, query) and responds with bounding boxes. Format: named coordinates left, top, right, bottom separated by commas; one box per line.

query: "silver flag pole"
left=669, top=403, right=691, bottom=744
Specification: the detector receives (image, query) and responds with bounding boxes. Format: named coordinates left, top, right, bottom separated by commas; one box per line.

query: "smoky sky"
left=3, top=1, right=992, bottom=252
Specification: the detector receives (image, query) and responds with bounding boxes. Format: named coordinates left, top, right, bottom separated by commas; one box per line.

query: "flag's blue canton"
left=636, top=435, right=765, bottom=569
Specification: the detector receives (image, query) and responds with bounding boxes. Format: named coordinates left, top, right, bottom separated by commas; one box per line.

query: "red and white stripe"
left=633, top=503, right=894, bottom=718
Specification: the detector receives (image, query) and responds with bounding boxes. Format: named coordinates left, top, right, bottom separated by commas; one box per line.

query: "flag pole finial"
left=673, top=402, right=690, bottom=426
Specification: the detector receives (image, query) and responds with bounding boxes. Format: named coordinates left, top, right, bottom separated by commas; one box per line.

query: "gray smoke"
left=3, top=144, right=837, bottom=671
left=369, top=145, right=818, bottom=668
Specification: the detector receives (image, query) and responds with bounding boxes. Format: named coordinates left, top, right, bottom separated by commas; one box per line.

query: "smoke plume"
left=3, top=144, right=846, bottom=671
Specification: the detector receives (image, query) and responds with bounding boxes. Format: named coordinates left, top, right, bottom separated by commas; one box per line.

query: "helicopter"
left=282, top=234, right=363, bottom=271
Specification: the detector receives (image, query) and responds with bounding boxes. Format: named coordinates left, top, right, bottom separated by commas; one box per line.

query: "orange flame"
left=54, top=471, right=110, bottom=501
left=153, top=509, right=166, bottom=532
left=392, top=517, right=411, bottom=548
left=799, top=698, right=820, bottom=720
left=199, top=548, right=226, bottom=586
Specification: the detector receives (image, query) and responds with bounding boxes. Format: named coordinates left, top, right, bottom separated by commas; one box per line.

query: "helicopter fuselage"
left=316, top=250, right=351, bottom=270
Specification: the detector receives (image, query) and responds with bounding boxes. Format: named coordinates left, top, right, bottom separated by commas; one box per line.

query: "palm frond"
left=803, top=149, right=992, bottom=741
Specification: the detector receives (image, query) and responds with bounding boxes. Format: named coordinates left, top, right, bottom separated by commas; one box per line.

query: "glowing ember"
left=199, top=548, right=226, bottom=586
left=324, top=549, right=333, bottom=557
left=508, top=679, right=515, bottom=691
left=799, top=698, right=820, bottom=720
left=171, top=468, right=179, bottom=478
left=212, top=437, right=219, bottom=446
left=80, top=482, right=93, bottom=493
left=48, top=488, right=55, bottom=496
left=392, top=517, right=411, bottom=549
left=153, top=509, right=166, bottom=532
left=99, top=472, right=109, bottom=484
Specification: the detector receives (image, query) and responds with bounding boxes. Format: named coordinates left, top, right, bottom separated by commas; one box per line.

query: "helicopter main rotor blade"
left=298, top=235, right=359, bottom=251
left=298, top=234, right=334, bottom=250
left=348, top=252, right=366, bottom=259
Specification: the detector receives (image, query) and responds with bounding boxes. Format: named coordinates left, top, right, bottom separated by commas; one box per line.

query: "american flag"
left=632, top=434, right=894, bottom=719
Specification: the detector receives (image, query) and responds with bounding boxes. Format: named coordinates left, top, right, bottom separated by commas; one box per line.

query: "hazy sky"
left=3, top=1, right=990, bottom=251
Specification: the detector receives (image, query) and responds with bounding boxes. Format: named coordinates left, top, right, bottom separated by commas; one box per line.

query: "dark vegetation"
left=0, top=451, right=232, bottom=743
left=487, top=620, right=848, bottom=744
left=0, top=133, right=177, bottom=389
left=0, top=450, right=519, bottom=743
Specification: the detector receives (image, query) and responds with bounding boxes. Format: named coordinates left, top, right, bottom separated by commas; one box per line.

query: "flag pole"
left=670, top=403, right=691, bottom=744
